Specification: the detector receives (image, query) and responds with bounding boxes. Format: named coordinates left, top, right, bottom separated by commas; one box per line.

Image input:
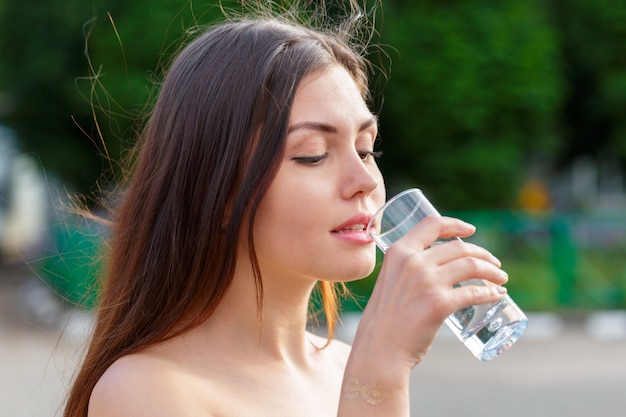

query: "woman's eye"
left=358, top=150, right=382, bottom=162
left=292, top=152, right=329, bottom=166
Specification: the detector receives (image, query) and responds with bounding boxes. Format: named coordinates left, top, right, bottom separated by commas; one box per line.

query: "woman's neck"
left=197, top=259, right=321, bottom=369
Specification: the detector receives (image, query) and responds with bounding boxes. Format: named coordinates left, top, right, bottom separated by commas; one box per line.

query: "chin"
left=329, top=260, right=377, bottom=283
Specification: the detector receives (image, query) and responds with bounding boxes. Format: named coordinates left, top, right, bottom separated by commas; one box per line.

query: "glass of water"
left=367, top=188, right=528, bottom=361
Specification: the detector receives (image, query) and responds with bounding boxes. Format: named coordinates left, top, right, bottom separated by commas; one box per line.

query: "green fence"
left=467, top=210, right=626, bottom=311
left=346, top=210, right=626, bottom=313
left=36, top=215, right=104, bottom=309
left=37, top=210, right=626, bottom=312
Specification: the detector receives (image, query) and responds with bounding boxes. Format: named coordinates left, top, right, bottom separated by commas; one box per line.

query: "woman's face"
left=252, top=65, right=385, bottom=284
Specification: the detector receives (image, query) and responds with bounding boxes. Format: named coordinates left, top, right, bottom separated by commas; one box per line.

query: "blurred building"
left=0, top=126, right=48, bottom=265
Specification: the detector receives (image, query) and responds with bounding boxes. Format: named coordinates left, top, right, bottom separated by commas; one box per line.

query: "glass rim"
left=367, top=188, right=424, bottom=239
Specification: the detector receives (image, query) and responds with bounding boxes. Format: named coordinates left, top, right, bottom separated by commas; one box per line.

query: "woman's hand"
left=342, top=216, right=507, bottom=400
left=358, top=215, right=508, bottom=368
left=339, top=215, right=508, bottom=416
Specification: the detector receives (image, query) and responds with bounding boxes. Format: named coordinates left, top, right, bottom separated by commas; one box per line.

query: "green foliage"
left=377, top=0, right=563, bottom=209
left=1, top=0, right=96, bottom=190
left=0, top=0, right=232, bottom=195
left=1, top=0, right=625, bottom=209
left=73, top=0, right=232, bottom=184
left=549, top=0, right=626, bottom=166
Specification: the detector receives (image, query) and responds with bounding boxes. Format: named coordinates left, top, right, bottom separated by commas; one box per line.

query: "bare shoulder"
left=88, top=352, right=212, bottom=417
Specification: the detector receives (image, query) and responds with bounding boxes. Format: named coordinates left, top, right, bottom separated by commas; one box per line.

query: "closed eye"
left=292, top=152, right=329, bottom=166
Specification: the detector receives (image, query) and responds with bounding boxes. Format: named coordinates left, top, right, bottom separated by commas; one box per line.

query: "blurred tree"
left=0, top=0, right=94, bottom=191
left=376, top=0, right=563, bottom=209
left=1, top=0, right=625, bottom=212
left=0, top=0, right=6, bottom=94
left=550, top=0, right=626, bottom=169
left=0, top=0, right=231, bottom=197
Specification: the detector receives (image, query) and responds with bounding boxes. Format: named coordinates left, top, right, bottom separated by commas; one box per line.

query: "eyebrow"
left=287, top=116, right=378, bottom=134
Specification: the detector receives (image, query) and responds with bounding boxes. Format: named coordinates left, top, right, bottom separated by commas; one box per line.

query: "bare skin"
left=88, top=66, right=508, bottom=417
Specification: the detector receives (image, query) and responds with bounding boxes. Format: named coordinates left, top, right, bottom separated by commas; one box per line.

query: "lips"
left=332, top=213, right=373, bottom=234
left=333, top=223, right=367, bottom=233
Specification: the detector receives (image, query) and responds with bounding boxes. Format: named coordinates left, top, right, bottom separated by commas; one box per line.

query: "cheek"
left=253, top=180, right=321, bottom=246
left=252, top=198, right=327, bottom=277
left=258, top=163, right=327, bottom=227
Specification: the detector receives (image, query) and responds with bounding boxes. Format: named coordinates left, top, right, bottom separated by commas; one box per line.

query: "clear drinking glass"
left=367, top=188, right=528, bottom=361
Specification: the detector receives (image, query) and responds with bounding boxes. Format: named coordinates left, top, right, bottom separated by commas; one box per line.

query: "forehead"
left=289, top=66, right=373, bottom=125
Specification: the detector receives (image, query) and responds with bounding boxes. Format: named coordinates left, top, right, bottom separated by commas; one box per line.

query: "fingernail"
left=496, top=286, right=508, bottom=294
left=464, top=221, right=476, bottom=230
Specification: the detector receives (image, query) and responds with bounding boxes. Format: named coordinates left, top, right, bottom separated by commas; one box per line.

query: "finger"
left=436, top=217, right=478, bottom=240
left=450, top=283, right=508, bottom=310
left=437, top=257, right=509, bottom=287
left=426, top=239, right=502, bottom=268
left=396, top=215, right=476, bottom=252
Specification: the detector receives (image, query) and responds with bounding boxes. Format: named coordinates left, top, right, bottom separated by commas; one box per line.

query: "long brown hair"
left=64, top=12, right=372, bottom=417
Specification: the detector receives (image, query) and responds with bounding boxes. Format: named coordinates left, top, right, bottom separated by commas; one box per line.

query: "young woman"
left=64, top=10, right=509, bottom=417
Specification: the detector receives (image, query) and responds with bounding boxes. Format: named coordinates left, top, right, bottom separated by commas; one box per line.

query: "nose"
left=340, top=153, right=381, bottom=200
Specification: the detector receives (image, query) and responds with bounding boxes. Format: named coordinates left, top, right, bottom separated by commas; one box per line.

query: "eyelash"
left=292, top=153, right=329, bottom=166
left=359, top=150, right=383, bottom=162
left=292, top=150, right=382, bottom=166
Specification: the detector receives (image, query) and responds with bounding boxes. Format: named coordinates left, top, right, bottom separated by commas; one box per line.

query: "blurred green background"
left=0, top=0, right=625, bottom=313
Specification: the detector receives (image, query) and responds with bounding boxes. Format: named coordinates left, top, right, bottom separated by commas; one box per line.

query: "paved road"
left=2, top=267, right=626, bottom=417
left=337, top=312, right=626, bottom=417
left=408, top=326, right=626, bottom=417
